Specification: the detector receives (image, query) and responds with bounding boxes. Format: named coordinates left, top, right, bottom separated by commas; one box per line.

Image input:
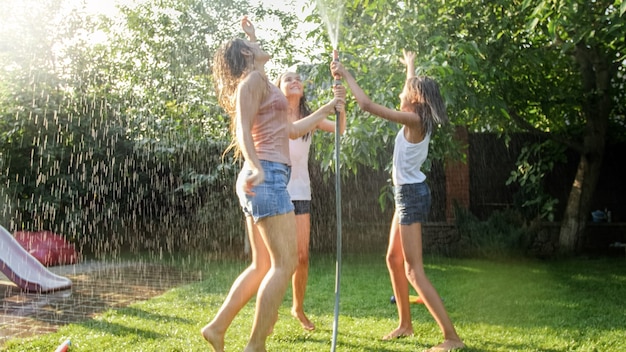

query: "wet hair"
left=405, top=76, right=448, bottom=135
left=275, top=71, right=312, bottom=141
left=212, top=38, right=268, bottom=158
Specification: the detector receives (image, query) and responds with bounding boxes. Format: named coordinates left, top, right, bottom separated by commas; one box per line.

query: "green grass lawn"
left=4, top=253, right=626, bottom=351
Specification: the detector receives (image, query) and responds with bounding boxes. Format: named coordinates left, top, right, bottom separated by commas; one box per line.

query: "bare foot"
left=201, top=324, right=225, bottom=352
left=382, top=327, right=414, bottom=340
left=291, top=309, right=315, bottom=331
left=424, top=339, right=465, bottom=351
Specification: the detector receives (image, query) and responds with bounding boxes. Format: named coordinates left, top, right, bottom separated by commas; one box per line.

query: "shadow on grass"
left=4, top=253, right=625, bottom=351
left=72, top=306, right=194, bottom=340
left=287, top=253, right=626, bottom=350
left=148, top=251, right=626, bottom=352
left=78, top=320, right=165, bottom=340
left=543, top=258, right=626, bottom=330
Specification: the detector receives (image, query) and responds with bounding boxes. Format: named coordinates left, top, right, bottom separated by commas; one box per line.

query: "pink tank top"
left=251, top=84, right=291, bottom=165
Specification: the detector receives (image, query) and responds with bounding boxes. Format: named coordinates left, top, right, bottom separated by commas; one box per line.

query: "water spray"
left=331, top=47, right=342, bottom=352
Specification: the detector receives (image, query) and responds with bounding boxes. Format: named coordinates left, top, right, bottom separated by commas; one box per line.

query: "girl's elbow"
left=359, top=100, right=373, bottom=112
left=288, top=127, right=301, bottom=139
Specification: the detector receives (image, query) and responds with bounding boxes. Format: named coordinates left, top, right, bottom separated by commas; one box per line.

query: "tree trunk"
left=559, top=153, right=603, bottom=253
left=558, top=44, right=612, bottom=254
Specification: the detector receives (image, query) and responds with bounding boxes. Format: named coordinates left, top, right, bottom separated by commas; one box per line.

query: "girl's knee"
left=297, top=251, right=309, bottom=267
left=287, top=256, right=298, bottom=273
left=251, top=262, right=271, bottom=274
left=277, top=252, right=298, bottom=273
left=386, top=252, right=403, bottom=268
left=405, top=264, right=426, bottom=280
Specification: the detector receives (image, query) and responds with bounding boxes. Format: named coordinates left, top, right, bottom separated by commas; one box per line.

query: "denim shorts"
left=394, top=182, right=431, bottom=225
left=292, top=200, right=311, bottom=215
left=236, top=160, right=294, bottom=223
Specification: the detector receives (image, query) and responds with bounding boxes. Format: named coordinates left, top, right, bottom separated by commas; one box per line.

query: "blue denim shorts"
left=292, top=200, right=311, bottom=215
left=394, top=182, right=431, bottom=225
left=236, top=160, right=294, bottom=223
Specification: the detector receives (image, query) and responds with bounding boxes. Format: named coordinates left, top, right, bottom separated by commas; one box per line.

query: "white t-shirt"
left=287, top=135, right=312, bottom=201
left=392, top=126, right=430, bottom=186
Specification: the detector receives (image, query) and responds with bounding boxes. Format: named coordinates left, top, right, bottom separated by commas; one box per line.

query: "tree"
left=0, top=0, right=303, bottom=252
left=305, top=0, right=625, bottom=254
left=0, top=0, right=136, bottom=237
left=521, top=0, right=625, bottom=253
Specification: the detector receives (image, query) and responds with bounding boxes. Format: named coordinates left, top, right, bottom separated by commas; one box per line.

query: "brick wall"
left=444, top=126, right=470, bottom=222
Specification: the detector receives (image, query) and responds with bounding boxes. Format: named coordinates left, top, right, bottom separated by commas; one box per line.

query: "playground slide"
left=0, top=225, right=72, bottom=293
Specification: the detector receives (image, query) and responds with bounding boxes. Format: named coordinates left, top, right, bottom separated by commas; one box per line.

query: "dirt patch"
left=0, top=261, right=202, bottom=346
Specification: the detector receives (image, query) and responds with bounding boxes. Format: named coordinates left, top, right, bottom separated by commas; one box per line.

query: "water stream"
left=315, top=0, right=345, bottom=50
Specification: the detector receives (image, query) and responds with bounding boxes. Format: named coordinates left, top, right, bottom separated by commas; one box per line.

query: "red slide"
left=13, top=230, right=80, bottom=267
left=0, top=225, right=72, bottom=293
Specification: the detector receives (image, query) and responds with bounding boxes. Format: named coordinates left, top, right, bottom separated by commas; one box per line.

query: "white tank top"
left=392, top=126, right=430, bottom=186
left=287, top=135, right=312, bottom=201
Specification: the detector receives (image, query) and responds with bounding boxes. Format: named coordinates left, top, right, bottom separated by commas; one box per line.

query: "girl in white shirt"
left=331, top=50, right=464, bottom=352
left=275, top=71, right=346, bottom=331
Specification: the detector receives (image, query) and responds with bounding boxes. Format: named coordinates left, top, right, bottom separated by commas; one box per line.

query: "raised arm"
left=316, top=84, right=347, bottom=134
left=241, top=16, right=257, bottom=42
left=331, top=60, right=418, bottom=125
left=400, top=49, right=416, bottom=79
left=289, top=94, right=344, bottom=139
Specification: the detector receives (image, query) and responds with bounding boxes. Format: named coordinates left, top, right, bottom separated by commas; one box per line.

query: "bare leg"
left=291, top=213, right=315, bottom=330
left=400, top=222, right=464, bottom=351
left=244, top=212, right=298, bottom=352
left=383, top=213, right=414, bottom=340
left=201, top=217, right=270, bottom=352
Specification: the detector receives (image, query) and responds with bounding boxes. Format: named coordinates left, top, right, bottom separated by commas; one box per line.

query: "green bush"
left=454, top=205, right=532, bottom=259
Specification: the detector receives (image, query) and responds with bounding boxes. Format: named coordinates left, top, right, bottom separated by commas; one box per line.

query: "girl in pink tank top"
left=250, top=84, right=290, bottom=165
left=202, top=17, right=345, bottom=352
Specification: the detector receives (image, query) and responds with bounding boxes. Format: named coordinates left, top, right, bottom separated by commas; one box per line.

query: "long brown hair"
left=212, top=38, right=268, bottom=158
left=406, top=76, right=448, bottom=135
